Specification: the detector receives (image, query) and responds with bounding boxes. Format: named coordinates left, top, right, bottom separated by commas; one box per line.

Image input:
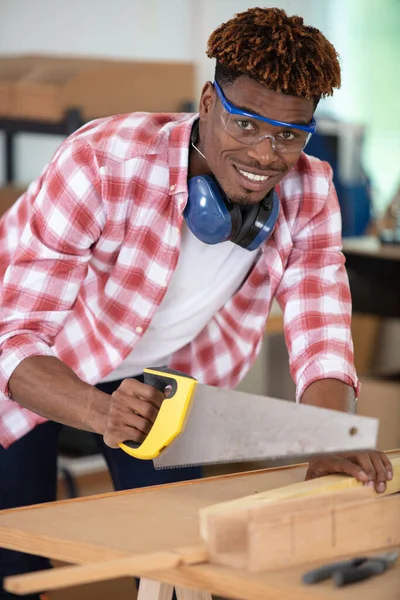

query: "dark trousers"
left=0, top=378, right=202, bottom=599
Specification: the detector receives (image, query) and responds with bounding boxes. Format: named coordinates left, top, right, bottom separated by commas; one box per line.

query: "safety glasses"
left=214, top=80, right=316, bottom=154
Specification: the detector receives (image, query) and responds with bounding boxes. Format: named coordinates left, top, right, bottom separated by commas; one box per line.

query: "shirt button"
left=170, top=184, right=175, bottom=192
left=135, top=326, right=143, bottom=334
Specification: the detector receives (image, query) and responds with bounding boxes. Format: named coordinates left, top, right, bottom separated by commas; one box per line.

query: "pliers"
left=302, top=551, right=399, bottom=587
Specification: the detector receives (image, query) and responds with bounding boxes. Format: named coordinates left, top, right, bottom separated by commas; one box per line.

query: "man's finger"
left=306, top=457, right=369, bottom=481
left=351, top=452, right=376, bottom=482
left=116, top=379, right=165, bottom=409
left=104, top=424, right=146, bottom=448
left=130, top=398, right=159, bottom=423
left=370, top=452, right=390, bottom=493
left=329, top=458, right=370, bottom=481
left=130, top=413, right=153, bottom=436
left=379, top=452, right=394, bottom=479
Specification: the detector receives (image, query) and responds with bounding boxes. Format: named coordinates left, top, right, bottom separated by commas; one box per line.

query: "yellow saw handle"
left=118, top=367, right=198, bottom=460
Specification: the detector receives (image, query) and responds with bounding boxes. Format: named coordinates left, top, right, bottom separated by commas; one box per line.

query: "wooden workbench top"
left=0, top=451, right=399, bottom=600
left=342, top=236, right=400, bottom=261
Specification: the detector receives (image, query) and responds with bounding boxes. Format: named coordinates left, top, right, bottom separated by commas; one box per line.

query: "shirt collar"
left=168, top=113, right=199, bottom=212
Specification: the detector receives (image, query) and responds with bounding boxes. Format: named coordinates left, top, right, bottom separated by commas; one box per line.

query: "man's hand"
left=103, top=378, right=165, bottom=448
left=305, top=451, right=393, bottom=493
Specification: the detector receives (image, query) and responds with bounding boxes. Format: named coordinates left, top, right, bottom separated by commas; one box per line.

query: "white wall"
left=0, top=0, right=194, bottom=60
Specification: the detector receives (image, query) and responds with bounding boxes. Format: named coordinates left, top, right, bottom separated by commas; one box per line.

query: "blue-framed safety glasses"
left=213, top=80, right=316, bottom=154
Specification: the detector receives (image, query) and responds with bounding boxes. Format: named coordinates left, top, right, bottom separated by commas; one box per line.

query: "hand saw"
left=119, top=367, right=378, bottom=469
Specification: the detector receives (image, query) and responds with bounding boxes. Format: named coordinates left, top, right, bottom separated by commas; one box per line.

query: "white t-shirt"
left=100, top=223, right=259, bottom=382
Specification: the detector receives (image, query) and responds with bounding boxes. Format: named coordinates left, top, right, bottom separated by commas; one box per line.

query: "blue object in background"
left=334, top=181, right=373, bottom=237
left=304, top=130, right=372, bottom=237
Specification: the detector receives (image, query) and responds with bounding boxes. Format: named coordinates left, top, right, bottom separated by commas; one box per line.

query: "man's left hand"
left=305, top=450, right=393, bottom=493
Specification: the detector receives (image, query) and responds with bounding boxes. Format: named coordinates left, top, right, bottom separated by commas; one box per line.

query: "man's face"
left=197, top=76, right=315, bottom=206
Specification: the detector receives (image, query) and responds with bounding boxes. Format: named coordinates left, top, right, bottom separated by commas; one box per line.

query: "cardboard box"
left=357, top=376, right=400, bottom=450
left=0, top=55, right=195, bottom=122
left=0, top=57, right=37, bottom=116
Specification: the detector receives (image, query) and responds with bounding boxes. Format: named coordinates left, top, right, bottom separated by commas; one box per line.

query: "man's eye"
left=236, top=119, right=255, bottom=131
left=278, top=131, right=296, bottom=140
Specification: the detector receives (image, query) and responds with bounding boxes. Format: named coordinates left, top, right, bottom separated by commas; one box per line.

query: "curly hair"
left=207, top=7, right=341, bottom=101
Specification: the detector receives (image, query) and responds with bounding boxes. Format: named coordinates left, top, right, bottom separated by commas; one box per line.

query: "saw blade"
left=153, top=384, right=378, bottom=469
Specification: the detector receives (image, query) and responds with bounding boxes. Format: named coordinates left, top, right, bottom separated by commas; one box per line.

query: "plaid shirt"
left=0, top=112, right=359, bottom=448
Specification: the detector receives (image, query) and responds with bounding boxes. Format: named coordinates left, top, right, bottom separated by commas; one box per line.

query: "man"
left=0, top=6, right=392, bottom=599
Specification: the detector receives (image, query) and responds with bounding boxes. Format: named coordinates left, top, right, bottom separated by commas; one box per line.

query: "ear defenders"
left=184, top=119, right=280, bottom=251
left=184, top=175, right=280, bottom=251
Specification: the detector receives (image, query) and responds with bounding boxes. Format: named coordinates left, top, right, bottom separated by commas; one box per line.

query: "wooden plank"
left=4, top=546, right=208, bottom=595
left=4, top=552, right=181, bottom=595
left=200, top=457, right=400, bottom=572
left=248, top=493, right=400, bottom=572
left=201, top=456, right=400, bottom=532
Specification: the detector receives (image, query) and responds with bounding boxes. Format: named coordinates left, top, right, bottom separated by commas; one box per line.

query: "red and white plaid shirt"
left=0, top=112, right=359, bottom=448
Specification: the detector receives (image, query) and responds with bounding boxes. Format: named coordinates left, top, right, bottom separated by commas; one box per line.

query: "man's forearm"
left=300, top=378, right=356, bottom=413
left=8, top=356, right=110, bottom=434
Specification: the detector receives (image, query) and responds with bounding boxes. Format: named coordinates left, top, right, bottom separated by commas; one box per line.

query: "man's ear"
left=199, top=81, right=216, bottom=120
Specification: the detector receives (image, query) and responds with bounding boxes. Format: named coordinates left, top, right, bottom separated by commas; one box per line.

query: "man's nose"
left=246, top=136, right=279, bottom=165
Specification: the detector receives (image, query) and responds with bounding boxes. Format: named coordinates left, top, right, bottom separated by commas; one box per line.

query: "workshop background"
left=0, top=1, right=399, bottom=597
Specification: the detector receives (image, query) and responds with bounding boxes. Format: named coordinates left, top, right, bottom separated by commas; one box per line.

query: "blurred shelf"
left=0, top=54, right=195, bottom=184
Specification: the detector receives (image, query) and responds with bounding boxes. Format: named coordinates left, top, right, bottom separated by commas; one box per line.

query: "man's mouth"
left=234, top=165, right=279, bottom=192
left=237, top=168, right=270, bottom=182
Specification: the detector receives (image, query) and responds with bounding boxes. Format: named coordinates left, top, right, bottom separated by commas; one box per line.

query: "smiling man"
left=0, top=7, right=392, bottom=599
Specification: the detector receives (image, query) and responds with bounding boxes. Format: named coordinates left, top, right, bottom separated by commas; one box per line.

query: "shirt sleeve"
left=274, top=162, right=360, bottom=401
left=0, top=139, right=105, bottom=398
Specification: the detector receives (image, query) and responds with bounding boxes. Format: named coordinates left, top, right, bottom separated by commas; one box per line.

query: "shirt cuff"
left=0, top=402, right=48, bottom=448
left=0, top=334, right=55, bottom=399
left=295, top=357, right=360, bottom=403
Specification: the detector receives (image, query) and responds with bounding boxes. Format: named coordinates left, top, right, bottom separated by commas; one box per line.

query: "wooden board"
left=200, top=457, right=400, bottom=572
left=204, top=490, right=400, bottom=573
left=200, top=457, right=400, bottom=538
left=0, top=451, right=399, bottom=600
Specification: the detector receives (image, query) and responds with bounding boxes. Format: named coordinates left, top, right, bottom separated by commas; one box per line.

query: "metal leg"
left=5, top=130, right=14, bottom=184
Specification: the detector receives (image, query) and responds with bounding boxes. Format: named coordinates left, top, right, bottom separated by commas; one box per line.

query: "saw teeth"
left=153, top=456, right=282, bottom=470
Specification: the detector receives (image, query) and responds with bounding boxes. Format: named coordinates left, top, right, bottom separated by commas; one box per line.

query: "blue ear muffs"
left=184, top=174, right=280, bottom=251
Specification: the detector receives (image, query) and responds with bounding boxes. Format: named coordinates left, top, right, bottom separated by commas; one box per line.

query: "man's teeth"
left=237, top=168, right=269, bottom=182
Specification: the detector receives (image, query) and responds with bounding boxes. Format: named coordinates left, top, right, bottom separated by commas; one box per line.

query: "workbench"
left=0, top=451, right=399, bottom=600
left=343, top=236, right=400, bottom=319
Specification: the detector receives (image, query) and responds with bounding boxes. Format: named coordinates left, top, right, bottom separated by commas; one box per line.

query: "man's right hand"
left=103, top=378, right=165, bottom=448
